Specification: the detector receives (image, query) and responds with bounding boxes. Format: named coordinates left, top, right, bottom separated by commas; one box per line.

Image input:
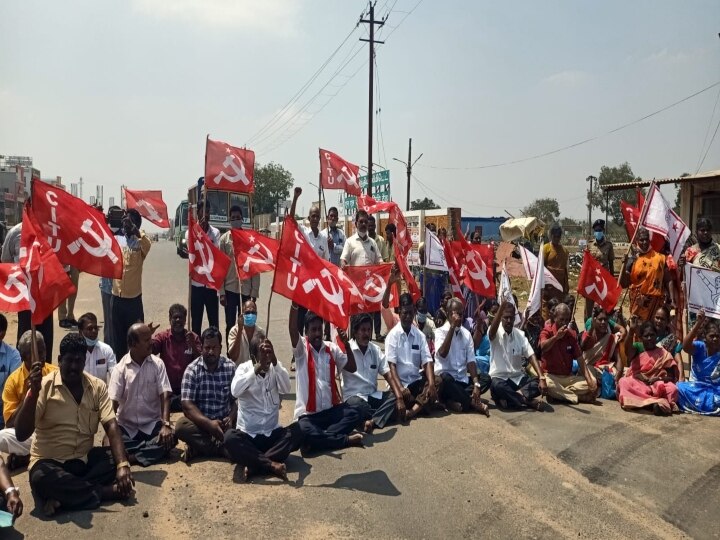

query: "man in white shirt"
left=343, top=314, right=406, bottom=433
left=109, top=323, right=176, bottom=466
left=488, top=300, right=546, bottom=411
left=186, top=200, right=221, bottom=336
left=224, top=336, right=302, bottom=481
left=288, top=303, right=364, bottom=451
left=385, top=293, right=438, bottom=420
left=78, top=313, right=116, bottom=383
left=340, top=210, right=381, bottom=268
left=434, top=298, right=490, bottom=416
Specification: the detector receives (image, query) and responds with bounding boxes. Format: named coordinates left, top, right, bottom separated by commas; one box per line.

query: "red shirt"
left=539, top=322, right=581, bottom=376
left=151, top=329, right=201, bottom=394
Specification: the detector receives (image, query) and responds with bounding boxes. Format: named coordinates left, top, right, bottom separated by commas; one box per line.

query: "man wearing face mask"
left=78, top=313, right=116, bottom=383
left=585, top=219, right=615, bottom=320
left=219, top=206, right=260, bottom=344
left=228, top=300, right=264, bottom=365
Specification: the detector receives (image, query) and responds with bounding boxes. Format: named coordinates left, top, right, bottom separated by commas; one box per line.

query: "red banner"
left=0, top=264, right=29, bottom=313
left=393, top=239, right=421, bottom=303
left=124, top=189, right=170, bottom=228
left=187, top=217, right=231, bottom=290
left=442, top=239, right=463, bottom=299
left=620, top=200, right=665, bottom=252
left=452, top=228, right=496, bottom=297
left=205, top=137, right=255, bottom=193
left=576, top=250, right=621, bottom=313
left=31, top=180, right=123, bottom=279
left=342, top=263, right=394, bottom=314
left=231, top=229, right=279, bottom=280
left=319, top=149, right=361, bottom=196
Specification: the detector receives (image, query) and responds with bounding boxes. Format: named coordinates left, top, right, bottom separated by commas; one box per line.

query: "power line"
left=374, top=56, right=388, bottom=167
left=695, top=83, right=720, bottom=173
left=697, top=116, right=720, bottom=173
left=420, top=79, right=720, bottom=171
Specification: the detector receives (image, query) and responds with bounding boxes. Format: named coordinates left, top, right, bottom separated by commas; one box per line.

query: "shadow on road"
left=29, top=502, right=133, bottom=529
left=132, top=469, right=168, bottom=488
left=363, top=427, right=397, bottom=447
left=311, top=470, right=401, bottom=496
left=1, top=528, right=24, bottom=539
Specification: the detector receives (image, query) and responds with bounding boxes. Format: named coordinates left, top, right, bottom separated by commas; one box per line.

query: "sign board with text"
left=343, top=170, right=391, bottom=217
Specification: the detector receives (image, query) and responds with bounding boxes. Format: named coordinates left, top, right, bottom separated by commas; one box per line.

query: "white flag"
left=424, top=229, right=447, bottom=271
left=641, top=183, right=690, bottom=260
left=519, top=244, right=563, bottom=292
left=498, top=261, right=522, bottom=326
left=685, top=263, right=720, bottom=318
left=525, top=242, right=545, bottom=319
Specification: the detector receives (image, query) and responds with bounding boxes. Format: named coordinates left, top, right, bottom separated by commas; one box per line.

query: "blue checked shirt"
left=180, top=356, right=235, bottom=420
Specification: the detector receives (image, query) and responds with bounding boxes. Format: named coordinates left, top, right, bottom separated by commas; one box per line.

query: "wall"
left=680, top=179, right=720, bottom=237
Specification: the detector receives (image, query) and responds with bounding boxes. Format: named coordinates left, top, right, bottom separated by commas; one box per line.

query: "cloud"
left=643, top=47, right=706, bottom=64
left=131, top=0, right=301, bottom=34
left=541, top=70, right=592, bottom=88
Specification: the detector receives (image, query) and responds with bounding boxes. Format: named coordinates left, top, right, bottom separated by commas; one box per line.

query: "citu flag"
left=357, top=194, right=394, bottom=214
left=576, top=250, right=622, bottom=313
left=342, top=263, right=394, bottom=314
left=452, top=225, right=496, bottom=297
left=272, top=216, right=351, bottom=330
left=620, top=200, right=664, bottom=252
left=356, top=196, right=411, bottom=257
left=319, top=149, right=362, bottom=196
left=0, top=263, right=30, bottom=314
left=393, top=238, right=421, bottom=303
left=205, top=136, right=255, bottom=193
left=231, top=229, right=279, bottom=280
left=31, top=179, right=124, bottom=279
left=124, top=189, right=170, bottom=228
left=442, top=239, right=463, bottom=300
left=187, top=216, right=231, bottom=291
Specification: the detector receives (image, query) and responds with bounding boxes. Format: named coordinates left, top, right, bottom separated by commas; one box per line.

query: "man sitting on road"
left=488, top=300, right=546, bottom=410
left=539, top=303, right=595, bottom=404
left=176, top=327, right=236, bottom=463
left=152, top=304, right=201, bottom=412
left=0, top=331, right=56, bottom=470
left=15, top=333, right=134, bottom=516
left=78, top=312, right=116, bottom=383
left=433, top=298, right=490, bottom=416
left=224, top=334, right=302, bottom=481
left=385, top=293, right=438, bottom=420
left=343, top=313, right=406, bottom=433
left=227, top=299, right=263, bottom=365
left=109, top=323, right=175, bottom=467
left=289, top=303, right=364, bottom=451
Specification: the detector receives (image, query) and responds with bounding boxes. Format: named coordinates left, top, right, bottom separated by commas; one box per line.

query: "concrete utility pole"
left=586, top=175, right=596, bottom=237
left=360, top=1, right=384, bottom=196
left=393, top=138, right=423, bottom=211
left=78, top=177, right=83, bottom=200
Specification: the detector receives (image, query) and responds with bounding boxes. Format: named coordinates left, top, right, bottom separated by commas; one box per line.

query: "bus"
left=174, top=185, right=253, bottom=258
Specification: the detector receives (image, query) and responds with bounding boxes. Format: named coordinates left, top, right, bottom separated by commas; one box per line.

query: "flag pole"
left=617, top=181, right=655, bottom=290
left=30, top=323, right=40, bottom=366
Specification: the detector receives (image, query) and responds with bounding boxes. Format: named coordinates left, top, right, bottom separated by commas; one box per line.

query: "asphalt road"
left=7, top=240, right=719, bottom=539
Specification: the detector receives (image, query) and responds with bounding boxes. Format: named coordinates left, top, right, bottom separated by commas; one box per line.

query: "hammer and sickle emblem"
left=585, top=271, right=608, bottom=300
left=136, top=199, right=162, bottom=222
left=0, top=269, right=29, bottom=306
left=362, top=274, right=387, bottom=304
left=67, top=218, right=119, bottom=263
left=190, top=239, right=215, bottom=281
left=243, top=241, right=274, bottom=273
left=303, top=269, right=346, bottom=315
left=466, top=250, right=491, bottom=288
left=213, top=153, right=250, bottom=186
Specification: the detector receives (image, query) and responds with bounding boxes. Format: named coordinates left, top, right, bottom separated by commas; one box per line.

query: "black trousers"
left=224, top=424, right=303, bottom=472
left=121, top=422, right=173, bottom=467
left=191, top=285, right=219, bottom=336
left=29, top=447, right=116, bottom=512
left=298, top=404, right=360, bottom=451
left=296, top=306, right=308, bottom=336
left=346, top=393, right=398, bottom=429
left=17, top=311, right=53, bottom=362
left=373, top=312, right=382, bottom=337
left=223, top=290, right=241, bottom=344
left=438, top=372, right=491, bottom=412
left=175, top=416, right=226, bottom=458
left=490, top=375, right=541, bottom=410
left=111, top=295, right=144, bottom=360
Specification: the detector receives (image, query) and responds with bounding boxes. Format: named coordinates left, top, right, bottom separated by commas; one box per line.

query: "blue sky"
left=1, top=0, right=718, bottom=225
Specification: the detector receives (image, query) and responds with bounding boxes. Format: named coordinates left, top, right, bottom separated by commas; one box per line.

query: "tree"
left=590, top=162, right=641, bottom=225
left=252, top=162, right=294, bottom=216
left=410, top=197, right=440, bottom=210
left=521, top=198, right=560, bottom=226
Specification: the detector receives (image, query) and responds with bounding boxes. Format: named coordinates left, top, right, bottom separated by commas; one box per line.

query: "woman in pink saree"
left=618, top=319, right=679, bottom=415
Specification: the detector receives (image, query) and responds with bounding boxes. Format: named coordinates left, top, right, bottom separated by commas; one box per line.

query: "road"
left=7, top=240, right=718, bottom=539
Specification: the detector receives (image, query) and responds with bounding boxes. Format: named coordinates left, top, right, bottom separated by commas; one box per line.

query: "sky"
left=1, top=0, right=719, bottom=230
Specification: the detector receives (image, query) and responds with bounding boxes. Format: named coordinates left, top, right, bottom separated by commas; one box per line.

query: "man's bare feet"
left=472, top=401, right=490, bottom=417
left=447, top=401, right=463, bottom=413
left=181, top=445, right=196, bottom=464
left=269, top=462, right=288, bottom=481
left=42, top=499, right=61, bottom=516
left=363, top=420, right=375, bottom=434
left=528, top=398, right=547, bottom=412
left=101, top=482, right=134, bottom=501
left=347, top=433, right=364, bottom=448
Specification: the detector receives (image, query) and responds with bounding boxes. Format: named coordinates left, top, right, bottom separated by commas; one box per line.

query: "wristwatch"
left=116, top=460, right=130, bottom=470
left=4, top=486, right=18, bottom=496
left=473, top=381, right=483, bottom=389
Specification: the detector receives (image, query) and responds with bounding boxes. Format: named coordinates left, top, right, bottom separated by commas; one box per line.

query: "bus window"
left=206, top=191, right=228, bottom=223
left=230, top=193, right=251, bottom=225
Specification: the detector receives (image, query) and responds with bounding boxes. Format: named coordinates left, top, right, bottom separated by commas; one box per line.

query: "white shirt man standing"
left=78, top=313, right=116, bottom=383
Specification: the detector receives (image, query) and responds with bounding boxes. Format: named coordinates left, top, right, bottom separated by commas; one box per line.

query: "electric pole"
left=360, top=2, right=384, bottom=196
left=393, top=138, right=423, bottom=211
left=586, top=175, right=596, bottom=238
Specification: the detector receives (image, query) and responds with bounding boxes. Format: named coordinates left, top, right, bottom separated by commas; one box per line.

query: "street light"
left=586, top=175, right=597, bottom=238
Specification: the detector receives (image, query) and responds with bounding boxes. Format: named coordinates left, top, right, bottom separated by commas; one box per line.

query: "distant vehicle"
left=174, top=183, right=253, bottom=258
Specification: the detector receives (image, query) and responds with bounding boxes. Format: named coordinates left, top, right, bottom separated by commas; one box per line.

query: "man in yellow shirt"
left=0, top=331, right=56, bottom=469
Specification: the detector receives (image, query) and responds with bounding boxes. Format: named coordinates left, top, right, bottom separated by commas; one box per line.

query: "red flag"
left=21, top=206, right=76, bottom=324
left=357, top=194, right=394, bottom=214
left=620, top=200, right=665, bottom=252
left=231, top=229, right=279, bottom=280
left=452, top=227, right=496, bottom=297
left=205, top=137, right=255, bottom=193
left=0, top=264, right=30, bottom=313
left=388, top=204, right=411, bottom=257
left=124, top=189, right=170, bottom=228
left=576, top=251, right=621, bottom=313
left=393, top=239, right=421, bottom=302
left=640, top=183, right=691, bottom=260
left=319, top=149, right=361, bottom=196
left=342, top=263, right=394, bottom=314
left=31, top=179, right=123, bottom=279
left=187, top=216, right=231, bottom=290
left=636, top=188, right=645, bottom=210
left=442, top=239, right=463, bottom=300
left=272, top=216, right=351, bottom=329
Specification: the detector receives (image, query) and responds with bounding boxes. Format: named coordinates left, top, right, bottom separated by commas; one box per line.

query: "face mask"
left=358, top=232, right=368, bottom=240
left=243, top=313, right=257, bottom=327
left=84, top=336, right=98, bottom=347
left=594, top=231, right=604, bottom=242
left=230, top=220, right=243, bottom=230
left=417, top=313, right=427, bottom=324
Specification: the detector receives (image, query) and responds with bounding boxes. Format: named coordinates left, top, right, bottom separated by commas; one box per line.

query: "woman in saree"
left=650, top=305, right=685, bottom=380
left=677, top=311, right=720, bottom=415
left=618, top=318, right=679, bottom=415
left=580, top=307, right=624, bottom=396
left=620, top=227, right=677, bottom=322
